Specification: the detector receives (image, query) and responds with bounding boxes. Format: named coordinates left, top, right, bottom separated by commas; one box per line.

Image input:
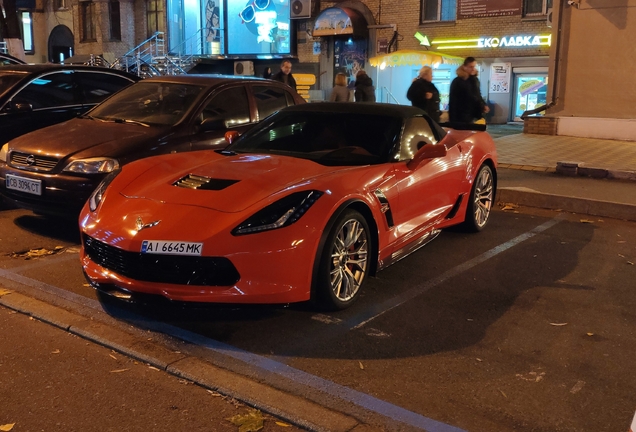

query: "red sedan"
left=80, top=103, right=497, bottom=310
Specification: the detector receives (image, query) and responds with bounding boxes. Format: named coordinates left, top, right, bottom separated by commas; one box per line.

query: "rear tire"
left=314, top=209, right=370, bottom=310
left=462, top=164, right=494, bottom=232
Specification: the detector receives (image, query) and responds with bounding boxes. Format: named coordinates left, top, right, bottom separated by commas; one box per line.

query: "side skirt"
left=378, top=228, right=441, bottom=271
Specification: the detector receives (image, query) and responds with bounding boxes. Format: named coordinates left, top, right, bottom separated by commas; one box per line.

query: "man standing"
left=271, top=60, right=297, bottom=91
left=448, top=57, right=490, bottom=124
left=407, top=66, right=441, bottom=123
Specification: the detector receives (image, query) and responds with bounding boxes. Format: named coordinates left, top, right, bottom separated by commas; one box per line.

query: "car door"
left=251, top=83, right=300, bottom=121
left=3, top=70, right=83, bottom=141
left=190, top=84, right=255, bottom=151
left=390, top=117, right=465, bottom=245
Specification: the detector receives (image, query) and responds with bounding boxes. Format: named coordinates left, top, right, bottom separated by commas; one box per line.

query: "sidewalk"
left=492, top=131, right=636, bottom=222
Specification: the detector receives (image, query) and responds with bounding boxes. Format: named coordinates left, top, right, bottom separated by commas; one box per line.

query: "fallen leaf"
left=550, top=322, right=568, bottom=326
left=275, top=422, right=291, bottom=427
left=617, top=240, right=627, bottom=244
left=0, top=423, right=15, bottom=431
left=0, top=289, right=12, bottom=296
left=109, top=354, right=118, bottom=360
left=618, top=254, right=625, bottom=258
left=627, top=261, right=634, bottom=266
left=8, top=247, right=67, bottom=259
left=148, top=366, right=160, bottom=371
left=226, top=410, right=264, bottom=432
left=579, top=219, right=594, bottom=224
left=499, top=390, right=507, bottom=398
left=587, top=333, right=594, bottom=336
left=358, top=361, right=364, bottom=370
left=109, top=368, right=129, bottom=373
left=51, top=349, right=60, bottom=354
left=476, top=358, right=483, bottom=362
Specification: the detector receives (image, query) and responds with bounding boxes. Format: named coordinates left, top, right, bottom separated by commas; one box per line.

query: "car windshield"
left=227, top=111, right=403, bottom=166
left=88, top=81, right=205, bottom=126
left=0, top=71, right=27, bottom=95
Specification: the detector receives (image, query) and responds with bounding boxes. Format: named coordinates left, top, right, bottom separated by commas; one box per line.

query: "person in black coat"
left=354, top=70, right=376, bottom=102
left=271, top=60, right=297, bottom=91
left=448, top=56, right=489, bottom=124
left=406, top=66, right=441, bottom=123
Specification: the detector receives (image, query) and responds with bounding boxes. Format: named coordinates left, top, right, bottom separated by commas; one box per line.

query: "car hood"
left=119, top=152, right=357, bottom=213
left=7, top=118, right=166, bottom=159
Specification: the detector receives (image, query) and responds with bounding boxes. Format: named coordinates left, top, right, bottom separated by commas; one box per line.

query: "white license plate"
left=141, top=240, right=203, bottom=256
left=6, top=174, right=42, bottom=196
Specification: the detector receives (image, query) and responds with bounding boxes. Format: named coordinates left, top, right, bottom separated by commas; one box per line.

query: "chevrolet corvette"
left=80, top=103, right=497, bottom=310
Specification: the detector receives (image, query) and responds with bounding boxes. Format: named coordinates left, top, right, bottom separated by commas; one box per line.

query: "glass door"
left=513, top=74, right=548, bottom=121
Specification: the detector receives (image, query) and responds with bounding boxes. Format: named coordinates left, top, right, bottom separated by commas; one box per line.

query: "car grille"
left=83, top=235, right=240, bottom=286
left=173, top=174, right=239, bottom=190
left=10, top=152, right=58, bottom=171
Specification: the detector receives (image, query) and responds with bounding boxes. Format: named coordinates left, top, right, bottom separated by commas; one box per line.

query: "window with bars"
left=146, top=0, right=165, bottom=38
left=524, top=0, right=553, bottom=15
left=421, top=0, right=456, bottom=22
left=80, top=1, right=97, bottom=42
left=109, top=1, right=121, bottom=40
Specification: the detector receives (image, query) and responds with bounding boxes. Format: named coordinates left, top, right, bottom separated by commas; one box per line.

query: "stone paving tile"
left=494, top=133, right=636, bottom=171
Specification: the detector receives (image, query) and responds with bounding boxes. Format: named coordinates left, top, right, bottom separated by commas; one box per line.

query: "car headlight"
left=88, top=170, right=120, bottom=212
left=0, top=144, right=8, bottom=163
left=64, top=158, right=120, bottom=174
left=232, top=190, right=323, bottom=236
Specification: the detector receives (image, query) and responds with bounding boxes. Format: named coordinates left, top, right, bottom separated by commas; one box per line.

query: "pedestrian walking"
left=448, top=56, right=489, bottom=124
left=329, top=72, right=351, bottom=102
left=271, top=60, right=297, bottom=91
left=354, top=70, right=376, bottom=102
left=406, top=66, right=441, bottom=123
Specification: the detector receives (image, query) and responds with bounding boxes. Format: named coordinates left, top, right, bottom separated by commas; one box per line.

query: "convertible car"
left=79, top=103, right=497, bottom=310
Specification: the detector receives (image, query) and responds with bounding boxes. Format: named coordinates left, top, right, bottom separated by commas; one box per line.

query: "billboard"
left=458, top=0, right=522, bottom=19
left=227, top=0, right=291, bottom=55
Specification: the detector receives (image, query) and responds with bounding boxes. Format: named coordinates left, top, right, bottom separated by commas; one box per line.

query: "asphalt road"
left=0, top=205, right=635, bottom=432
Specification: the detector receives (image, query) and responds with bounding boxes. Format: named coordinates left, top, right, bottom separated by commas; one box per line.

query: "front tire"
left=462, top=164, right=494, bottom=232
left=314, top=209, right=370, bottom=310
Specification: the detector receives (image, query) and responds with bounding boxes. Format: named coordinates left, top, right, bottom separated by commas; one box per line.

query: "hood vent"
left=173, top=174, right=239, bottom=190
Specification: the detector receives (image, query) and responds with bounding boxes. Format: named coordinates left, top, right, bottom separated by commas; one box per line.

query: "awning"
left=369, top=50, right=463, bottom=68
left=313, top=7, right=367, bottom=37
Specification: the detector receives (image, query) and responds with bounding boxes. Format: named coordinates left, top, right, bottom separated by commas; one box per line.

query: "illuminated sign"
left=430, top=34, right=551, bottom=50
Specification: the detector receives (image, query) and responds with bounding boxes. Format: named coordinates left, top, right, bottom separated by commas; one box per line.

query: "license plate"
left=141, top=240, right=203, bottom=256
left=6, top=174, right=42, bottom=196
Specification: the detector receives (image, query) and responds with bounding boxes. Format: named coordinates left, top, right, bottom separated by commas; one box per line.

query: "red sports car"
left=79, top=103, right=497, bottom=310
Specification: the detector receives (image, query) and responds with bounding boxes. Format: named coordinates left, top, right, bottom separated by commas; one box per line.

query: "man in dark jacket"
left=407, top=66, right=441, bottom=123
left=354, top=70, right=376, bottom=102
left=448, top=57, right=490, bottom=123
left=271, top=60, right=297, bottom=91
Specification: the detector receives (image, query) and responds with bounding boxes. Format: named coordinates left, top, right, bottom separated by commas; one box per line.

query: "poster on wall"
left=458, top=0, right=522, bottom=19
left=489, top=62, right=511, bottom=93
left=227, top=0, right=291, bottom=55
left=334, top=39, right=366, bottom=89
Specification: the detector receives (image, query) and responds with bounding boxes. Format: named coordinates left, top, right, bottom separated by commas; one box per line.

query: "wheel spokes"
left=474, top=169, right=493, bottom=227
left=329, top=219, right=369, bottom=302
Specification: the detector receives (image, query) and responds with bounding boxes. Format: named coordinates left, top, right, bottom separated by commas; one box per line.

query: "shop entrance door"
left=512, top=74, right=548, bottom=121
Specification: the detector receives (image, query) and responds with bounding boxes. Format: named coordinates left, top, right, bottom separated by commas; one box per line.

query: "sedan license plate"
left=141, top=240, right=203, bottom=256
left=6, top=174, right=42, bottom=196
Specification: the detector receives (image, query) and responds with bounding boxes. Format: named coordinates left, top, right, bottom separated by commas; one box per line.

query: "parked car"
left=0, top=53, right=26, bottom=65
left=0, top=64, right=139, bottom=143
left=79, top=103, right=497, bottom=310
left=0, top=74, right=305, bottom=217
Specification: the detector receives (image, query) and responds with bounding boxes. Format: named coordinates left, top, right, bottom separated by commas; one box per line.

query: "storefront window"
left=514, top=75, right=548, bottom=120
left=524, top=0, right=552, bottom=15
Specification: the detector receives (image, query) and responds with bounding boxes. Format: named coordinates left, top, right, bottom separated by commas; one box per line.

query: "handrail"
left=381, top=86, right=400, bottom=104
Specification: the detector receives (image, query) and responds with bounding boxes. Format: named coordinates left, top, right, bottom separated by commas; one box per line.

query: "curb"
left=497, top=187, right=636, bottom=222
left=0, top=291, right=365, bottom=432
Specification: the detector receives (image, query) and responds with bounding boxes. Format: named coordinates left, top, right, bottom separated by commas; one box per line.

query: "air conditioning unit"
left=234, top=61, right=254, bottom=76
left=546, top=8, right=553, bottom=27
left=290, top=0, right=311, bottom=19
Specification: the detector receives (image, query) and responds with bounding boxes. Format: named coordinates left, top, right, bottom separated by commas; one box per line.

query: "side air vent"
left=173, top=174, right=239, bottom=190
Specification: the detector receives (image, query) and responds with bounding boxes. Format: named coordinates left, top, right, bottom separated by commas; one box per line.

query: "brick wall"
left=524, top=117, right=557, bottom=135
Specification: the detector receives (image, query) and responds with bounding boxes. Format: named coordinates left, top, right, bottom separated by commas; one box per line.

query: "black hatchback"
left=0, top=64, right=139, bottom=143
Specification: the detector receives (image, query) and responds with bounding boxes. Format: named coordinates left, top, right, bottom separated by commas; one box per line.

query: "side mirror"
left=225, top=131, right=240, bottom=144
left=407, top=143, right=447, bottom=170
left=9, top=101, right=33, bottom=113
left=199, top=118, right=227, bottom=133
